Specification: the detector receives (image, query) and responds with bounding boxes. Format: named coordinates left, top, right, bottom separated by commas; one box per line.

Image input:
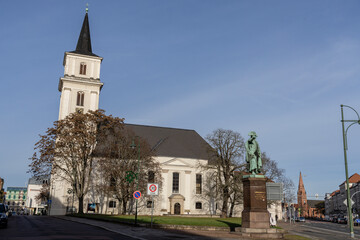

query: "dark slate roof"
left=70, top=13, right=98, bottom=57
left=307, top=200, right=324, bottom=208
left=28, top=176, right=50, bottom=185
left=124, top=124, right=211, bottom=160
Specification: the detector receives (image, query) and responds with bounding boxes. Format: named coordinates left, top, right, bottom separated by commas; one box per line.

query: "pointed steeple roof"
left=298, top=171, right=304, bottom=190
left=71, top=12, right=98, bottom=57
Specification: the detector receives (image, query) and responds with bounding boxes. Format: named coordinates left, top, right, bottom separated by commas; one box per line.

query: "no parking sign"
left=147, top=183, right=159, bottom=195
left=133, top=191, right=141, bottom=199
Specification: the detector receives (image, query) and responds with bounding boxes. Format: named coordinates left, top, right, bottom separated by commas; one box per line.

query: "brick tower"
left=297, top=172, right=308, bottom=217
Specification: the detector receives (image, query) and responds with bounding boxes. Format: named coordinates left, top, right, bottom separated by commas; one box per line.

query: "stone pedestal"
left=239, top=176, right=285, bottom=239
left=242, top=176, right=269, bottom=229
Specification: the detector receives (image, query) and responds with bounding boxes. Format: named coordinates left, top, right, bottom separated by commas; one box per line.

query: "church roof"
left=70, top=12, right=98, bottom=57
left=124, top=124, right=211, bottom=161
left=307, top=200, right=324, bottom=208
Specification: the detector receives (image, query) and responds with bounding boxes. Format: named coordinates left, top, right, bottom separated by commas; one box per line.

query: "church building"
left=296, top=172, right=324, bottom=218
left=49, top=10, right=282, bottom=218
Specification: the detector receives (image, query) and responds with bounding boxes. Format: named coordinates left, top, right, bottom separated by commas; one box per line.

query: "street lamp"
left=131, top=138, right=141, bottom=226
left=340, top=104, right=360, bottom=238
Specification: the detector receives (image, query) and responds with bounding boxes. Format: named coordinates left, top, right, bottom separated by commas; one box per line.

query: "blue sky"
left=1, top=0, right=360, bottom=201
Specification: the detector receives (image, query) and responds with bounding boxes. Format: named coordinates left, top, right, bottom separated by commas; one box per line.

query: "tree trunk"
left=221, top=187, right=229, bottom=218
left=122, top=199, right=127, bottom=215
left=78, top=195, right=84, bottom=214
left=229, top=196, right=235, bottom=217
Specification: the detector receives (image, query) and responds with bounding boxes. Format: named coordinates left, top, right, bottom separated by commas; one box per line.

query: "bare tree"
left=29, top=110, right=123, bottom=213
left=206, top=129, right=246, bottom=218
left=261, top=152, right=295, bottom=203
left=228, top=171, right=244, bottom=217
left=96, top=126, right=161, bottom=214
left=35, top=183, right=50, bottom=211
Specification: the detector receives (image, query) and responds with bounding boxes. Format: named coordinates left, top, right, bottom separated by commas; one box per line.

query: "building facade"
left=49, top=10, right=282, bottom=218
left=5, top=187, right=27, bottom=212
left=26, top=176, right=50, bottom=215
left=325, top=173, right=360, bottom=217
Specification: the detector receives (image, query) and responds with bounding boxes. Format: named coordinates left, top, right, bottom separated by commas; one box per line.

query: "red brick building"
left=297, top=172, right=324, bottom=218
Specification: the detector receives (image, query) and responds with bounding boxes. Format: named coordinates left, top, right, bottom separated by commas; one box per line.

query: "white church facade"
left=49, top=11, right=282, bottom=219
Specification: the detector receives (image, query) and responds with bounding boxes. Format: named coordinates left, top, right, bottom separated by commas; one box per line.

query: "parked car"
left=338, top=218, right=347, bottom=224
left=0, top=203, right=8, bottom=228
left=332, top=217, right=338, bottom=223
left=299, top=217, right=306, bottom=222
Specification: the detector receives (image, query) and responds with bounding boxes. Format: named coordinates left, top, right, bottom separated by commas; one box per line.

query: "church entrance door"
left=174, top=203, right=181, bottom=215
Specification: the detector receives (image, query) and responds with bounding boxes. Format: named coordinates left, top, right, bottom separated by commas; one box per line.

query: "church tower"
left=297, top=172, right=308, bottom=217
left=58, top=9, right=103, bottom=120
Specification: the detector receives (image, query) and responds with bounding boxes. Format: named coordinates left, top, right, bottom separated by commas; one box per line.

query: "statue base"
left=235, top=227, right=286, bottom=239
left=241, top=176, right=269, bottom=229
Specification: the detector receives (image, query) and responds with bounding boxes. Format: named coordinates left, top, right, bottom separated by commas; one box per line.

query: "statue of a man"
left=245, top=131, right=262, bottom=175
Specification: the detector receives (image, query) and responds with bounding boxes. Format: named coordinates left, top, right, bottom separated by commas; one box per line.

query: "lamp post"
left=340, top=104, right=360, bottom=238
left=131, top=139, right=141, bottom=226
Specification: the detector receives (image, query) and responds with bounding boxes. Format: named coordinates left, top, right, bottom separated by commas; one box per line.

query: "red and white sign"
left=147, top=183, right=159, bottom=195
left=133, top=191, right=141, bottom=199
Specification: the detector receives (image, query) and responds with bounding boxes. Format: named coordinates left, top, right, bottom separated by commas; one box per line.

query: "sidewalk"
left=54, top=215, right=241, bottom=240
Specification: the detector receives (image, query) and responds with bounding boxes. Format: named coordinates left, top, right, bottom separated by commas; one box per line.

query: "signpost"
left=147, top=183, right=158, bottom=228
left=344, top=198, right=355, bottom=207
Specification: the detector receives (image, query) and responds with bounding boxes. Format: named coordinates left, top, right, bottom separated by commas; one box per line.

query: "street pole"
left=132, top=139, right=141, bottom=226
left=340, top=104, right=360, bottom=238
left=151, top=195, right=154, bottom=228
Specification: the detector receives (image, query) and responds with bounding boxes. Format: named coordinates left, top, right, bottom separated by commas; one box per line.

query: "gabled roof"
left=125, top=124, right=211, bottom=160
left=70, top=12, right=98, bottom=57
left=340, top=173, right=360, bottom=186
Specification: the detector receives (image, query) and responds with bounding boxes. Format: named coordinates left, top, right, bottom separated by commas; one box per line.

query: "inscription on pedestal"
left=255, top=191, right=266, bottom=201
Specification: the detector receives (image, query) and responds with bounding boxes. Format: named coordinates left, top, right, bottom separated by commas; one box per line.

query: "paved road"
left=279, top=220, right=360, bottom=240
left=0, top=215, right=142, bottom=240
left=0, top=215, right=236, bottom=240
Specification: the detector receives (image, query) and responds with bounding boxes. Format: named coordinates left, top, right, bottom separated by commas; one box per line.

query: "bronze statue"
left=245, top=131, right=262, bottom=174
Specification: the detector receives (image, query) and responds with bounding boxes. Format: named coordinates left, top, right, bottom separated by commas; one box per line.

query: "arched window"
left=196, top=202, right=202, bottom=209
left=80, top=62, right=87, bottom=75
left=77, top=91, right=84, bottom=106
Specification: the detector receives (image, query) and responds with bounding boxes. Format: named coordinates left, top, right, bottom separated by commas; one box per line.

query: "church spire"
left=72, top=10, right=97, bottom=56
left=298, top=171, right=304, bottom=190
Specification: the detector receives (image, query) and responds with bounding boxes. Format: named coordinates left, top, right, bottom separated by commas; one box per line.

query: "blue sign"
left=133, top=191, right=141, bottom=199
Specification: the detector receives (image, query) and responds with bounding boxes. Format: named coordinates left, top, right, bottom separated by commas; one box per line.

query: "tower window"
left=80, top=62, right=87, bottom=75
left=77, top=91, right=84, bottom=106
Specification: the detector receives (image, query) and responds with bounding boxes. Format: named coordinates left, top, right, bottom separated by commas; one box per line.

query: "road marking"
left=302, top=224, right=359, bottom=237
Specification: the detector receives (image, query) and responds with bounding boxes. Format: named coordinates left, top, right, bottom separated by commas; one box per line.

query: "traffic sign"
left=133, top=191, right=141, bottom=199
left=343, top=199, right=355, bottom=206
left=147, top=183, right=159, bottom=195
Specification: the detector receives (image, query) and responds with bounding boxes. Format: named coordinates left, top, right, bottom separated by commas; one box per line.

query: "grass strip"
left=70, top=213, right=241, bottom=228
